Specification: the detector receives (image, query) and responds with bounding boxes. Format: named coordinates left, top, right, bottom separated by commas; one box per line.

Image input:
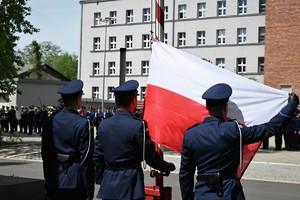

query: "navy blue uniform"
left=93, top=110, right=171, bottom=200
left=180, top=103, right=297, bottom=200
left=42, top=108, right=94, bottom=199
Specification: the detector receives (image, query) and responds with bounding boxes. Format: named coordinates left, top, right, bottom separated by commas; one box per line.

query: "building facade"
left=264, top=0, right=300, bottom=94
left=79, top=0, right=266, bottom=107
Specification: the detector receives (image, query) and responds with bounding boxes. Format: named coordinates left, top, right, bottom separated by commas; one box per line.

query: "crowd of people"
left=0, top=102, right=143, bottom=136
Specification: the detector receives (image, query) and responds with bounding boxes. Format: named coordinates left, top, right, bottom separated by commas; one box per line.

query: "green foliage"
left=18, top=41, right=77, bottom=80
left=48, top=53, right=78, bottom=80
left=27, top=40, right=43, bottom=79
left=18, top=41, right=62, bottom=64
left=0, top=0, right=39, bottom=101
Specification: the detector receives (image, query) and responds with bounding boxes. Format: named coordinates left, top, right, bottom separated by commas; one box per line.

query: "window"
left=197, top=31, right=206, bottom=46
left=217, top=1, right=226, bottom=16
left=198, top=3, right=206, bottom=18
left=280, top=85, right=292, bottom=92
left=258, top=27, right=265, bottom=43
left=93, top=62, right=100, bottom=75
left=238, top=0, right=247, bottom=15
left=142, top=34, right=151, bottom=48
left=108, top=87, right=115, bottom=100
left=237, top=28, right=247, bottom=44
left=94, top=12, right=101, bottom=26
left=258, top=57, right=264, bottom=74
left=110, top=11, right=117, bottom=24
left=216, top=58, right=225, bottom=68
left=94, top=37, right=101, bottom=51
left=178, top=4, right=187, bottom=19
left=142, top=61, right=149, bottom=75
left=237, top=58, right=246, bottom=73
left=164, top=6, right=169, bottom=20
left=108, top=62, right=116, bottom=75
left=178, top=32, right=186, bottom=47
left=126, top=10, right=133, bottom=23
left=141, top=87, right=147, bottom=101
left=92, top=87, right=99, bottom=99
left=259, top=0, right=266, bottom=13
left=143, top=8, right=151, bottom=22
left=126, top=61, right=132, bottom=75
left=164, top=33, right=168, bottom=44
left=109, top=36, right=116, bottom=50
left=217, top=29, right=226, bottom=44
left=125, top=35, right=133, bottom=49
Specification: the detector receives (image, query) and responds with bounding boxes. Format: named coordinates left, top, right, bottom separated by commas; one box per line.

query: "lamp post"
left=101, top=17, right=111, bottom=111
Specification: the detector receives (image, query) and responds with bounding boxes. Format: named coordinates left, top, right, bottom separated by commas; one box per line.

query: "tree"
left=18, top=41, right=78, bottom=80
left=49, top=53, right=78, bottom=80
left=0, top=0, right=39, bottom=101
left=19, top=41, right=62, bottom=64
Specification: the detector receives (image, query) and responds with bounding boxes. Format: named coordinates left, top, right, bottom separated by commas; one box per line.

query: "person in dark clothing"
left=7, top=106, right=17, bottom=134
left=179, top=83, right=299, bottom=200
left=93, top=80, right=176, bottom=200
left=42, top=80, right=95, bottom=200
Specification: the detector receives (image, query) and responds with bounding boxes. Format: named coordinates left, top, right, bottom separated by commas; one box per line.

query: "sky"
left=17, top=0, right=81, bottom=54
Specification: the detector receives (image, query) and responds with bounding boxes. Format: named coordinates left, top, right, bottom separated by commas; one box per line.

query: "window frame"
left=238, top=0, right=247, bottom=15
left=126, top=61, right=133, bottom=75
left=198, top=3, right=206, bottom=18
left=125, top=35, right=133, bottom=49
left=94, top=12, right=101, bottom=26
left=217, top=29, right=226, bottom=45
left=126, top=9, right=134, bottom=23
left=110, top=11, right=117, bottom=24
left=217, top=1, right=226, bottom=17
left=108, top=61, right=116, bottom=75
left=92, top=86, right=100, bottom=99
left=178, top=32, right=186, bottom=47
left=237, top=28, right=247, bottom=44
left=94, top=37, right=101, bottom=51
left=197, top=31, right=206, bottom=46
left=142, top=60, right=150, bottom=75
left=237, top=57, right=246, bottom=73
left=109, top=36, right=117, bottom=50
left=178, top=4, right=187, bottom=20
left=93, top=62, right=100, bottom=76
left=216, top=58, right=225, bottom=68
left=143, top=8, right=151, bottom=22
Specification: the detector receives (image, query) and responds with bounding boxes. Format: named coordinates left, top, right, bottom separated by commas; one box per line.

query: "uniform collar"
left=203, top=116, right=225, bottom=123
left=115, top=109, right=132, bottom=116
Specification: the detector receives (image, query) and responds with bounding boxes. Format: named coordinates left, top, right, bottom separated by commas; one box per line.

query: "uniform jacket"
left=180, top=103, right=297, bottom=200
left=93, top=110, right=170, bottom=200
left=42, top=108, right=94, bottom=199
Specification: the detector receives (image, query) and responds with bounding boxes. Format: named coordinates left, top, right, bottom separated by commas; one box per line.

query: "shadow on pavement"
left=0, top=175, right=45, bottom=200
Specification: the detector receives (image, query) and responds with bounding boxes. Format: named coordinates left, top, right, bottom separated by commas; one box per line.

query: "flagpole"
left=145, top=1, right=172, bottom=200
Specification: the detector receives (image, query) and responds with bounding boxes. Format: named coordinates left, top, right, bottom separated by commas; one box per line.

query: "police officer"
left=42, top=80, right=94, bottom=200
left=179, top=83, right=299, bottom=200
left=93, top=80, right=176, bottom=200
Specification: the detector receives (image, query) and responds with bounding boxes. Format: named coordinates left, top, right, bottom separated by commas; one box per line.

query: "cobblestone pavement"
left=1, top=132, right=300, bottom=184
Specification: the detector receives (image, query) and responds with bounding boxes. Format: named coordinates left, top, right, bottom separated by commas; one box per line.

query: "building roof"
left=18, top=64, right=70, bottom=81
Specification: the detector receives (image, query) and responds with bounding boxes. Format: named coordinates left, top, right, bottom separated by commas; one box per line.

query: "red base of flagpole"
left=145, top=144, right=172, bottom=200
left=145, top=170, right=172, bottom=200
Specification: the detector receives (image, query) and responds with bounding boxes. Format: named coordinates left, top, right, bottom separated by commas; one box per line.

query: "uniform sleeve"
left=41, top=114, right=56, bottom=184
left=78, top=120, right=95, bottom=199
left=242, top=103, right=298, bottom=145
left=136, top=121, right=169, bottom=172
left=179, top=132, right=195, bottom=200
left=93, top=125, right=105, bottom=185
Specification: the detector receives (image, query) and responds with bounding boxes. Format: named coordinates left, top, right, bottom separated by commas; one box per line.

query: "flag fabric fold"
left=143, top=41, right=289, bottom=178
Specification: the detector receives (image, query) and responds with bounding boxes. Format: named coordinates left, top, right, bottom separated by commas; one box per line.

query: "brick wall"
left=265, top=0, right=300, bottom=94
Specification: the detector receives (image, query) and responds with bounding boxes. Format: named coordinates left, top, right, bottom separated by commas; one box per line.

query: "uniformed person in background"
left=93, top=80, right=176, bottom=200
left=42, top=80, right=94, bottom=200
left=179, top=83, right=299, bottom=200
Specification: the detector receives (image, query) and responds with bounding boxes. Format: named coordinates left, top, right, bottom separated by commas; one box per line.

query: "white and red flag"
left=143, top=41, right=289, bottom=178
